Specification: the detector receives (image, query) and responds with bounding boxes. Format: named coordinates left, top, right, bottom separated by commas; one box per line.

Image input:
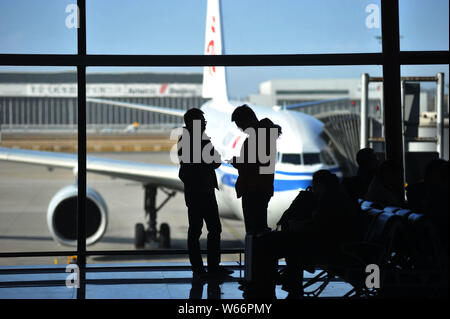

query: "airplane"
left=0, top=0, right=343, bottom=249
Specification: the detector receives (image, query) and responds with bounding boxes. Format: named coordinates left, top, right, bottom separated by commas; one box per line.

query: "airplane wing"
left=87, top=98, right=186, bottom=118
left=0, top=147, right=183, bottom=191
left=0, top=99, right=189, bottom=191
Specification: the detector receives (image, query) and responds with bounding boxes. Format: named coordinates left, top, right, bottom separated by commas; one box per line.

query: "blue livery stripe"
left=221, top=162, right=341, bottom=177
left=220, top=173, right=312, bottom=192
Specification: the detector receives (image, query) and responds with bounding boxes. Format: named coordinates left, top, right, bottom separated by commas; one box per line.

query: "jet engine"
left=47, top=185, right=108, bottom=246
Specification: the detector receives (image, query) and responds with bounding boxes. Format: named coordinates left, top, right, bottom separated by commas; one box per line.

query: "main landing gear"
left=134, top=185, right=176, bottom=249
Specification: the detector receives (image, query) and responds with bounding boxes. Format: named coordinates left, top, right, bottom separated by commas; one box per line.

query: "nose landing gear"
left=134, top=185, right=176, bottom=249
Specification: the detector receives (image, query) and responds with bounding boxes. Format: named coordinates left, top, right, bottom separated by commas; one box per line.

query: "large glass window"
left=0, top=0, right=77, bottom=54
left=86, top=0, right=382, bottom=55
left=0, top=66, right=77, bottom=265
left=399, top=64, right=449, bottom=185
left=399, top=0, right=449, bottom=51
left=0, top=0, right=447, bottom=298
left=81, top=64, right=385, bottom=263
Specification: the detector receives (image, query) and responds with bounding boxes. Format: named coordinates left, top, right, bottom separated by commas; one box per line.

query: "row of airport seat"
left=298, top=199, right=446, bottom=298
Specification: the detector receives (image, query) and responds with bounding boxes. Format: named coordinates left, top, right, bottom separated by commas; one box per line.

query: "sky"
left=0, top=0, right=448, bottom=98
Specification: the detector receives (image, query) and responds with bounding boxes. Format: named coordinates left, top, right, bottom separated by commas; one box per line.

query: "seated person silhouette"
left=407, top=159, right=449, bottom=252
left=178, top=108, right=232, bottom=279
left=250, top=170, right=359, bottom=299
left=342, top=148, right=379, bottom=203
left=365, top=159, right=404, bottom=207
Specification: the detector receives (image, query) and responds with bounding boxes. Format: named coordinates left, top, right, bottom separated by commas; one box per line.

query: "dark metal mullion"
left=0, top=51, right=447, bottom=67
left=381, top=0, right=404, bottom=200
left=0, top=248, right=243, bottom=258
left=0, top=251, right=77, bottom=258
left=76, top=0, right=87, bottom=300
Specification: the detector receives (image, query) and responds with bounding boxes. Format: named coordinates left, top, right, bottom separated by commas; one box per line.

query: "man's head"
left=356, top=148, right=379, bottom=172
left=184, top=108, right=206, bottom=132
left=312, top=169, right=339, bottom=195
left=231, top=104, right=258, bottom=131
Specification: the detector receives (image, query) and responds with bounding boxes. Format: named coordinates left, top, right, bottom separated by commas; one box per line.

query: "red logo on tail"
left=232, top=136, right=241, bottom=149
left=208, top=16, right=217, bottom=75
left=159, top=83, right=168, bottom=95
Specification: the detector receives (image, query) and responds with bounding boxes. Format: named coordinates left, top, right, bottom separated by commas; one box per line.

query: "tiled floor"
left=0, top=262, right=354, bottom=299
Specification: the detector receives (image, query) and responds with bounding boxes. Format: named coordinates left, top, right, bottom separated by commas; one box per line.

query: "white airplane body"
left=0, top=0, right=342, bottom=246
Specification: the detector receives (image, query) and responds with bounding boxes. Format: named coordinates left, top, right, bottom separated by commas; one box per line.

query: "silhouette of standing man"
left=178, top=108, right=232, bottom=279
left=229, top=105, right=281, bottom=235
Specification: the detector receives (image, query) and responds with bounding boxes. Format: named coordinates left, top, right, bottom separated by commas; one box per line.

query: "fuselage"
left=199, top=99, right=342, bottom=227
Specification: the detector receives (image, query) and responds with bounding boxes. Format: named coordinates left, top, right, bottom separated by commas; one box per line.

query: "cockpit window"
left=281, top=153, right=302, bottom=165
left=303, top=153, right=321, bottom=165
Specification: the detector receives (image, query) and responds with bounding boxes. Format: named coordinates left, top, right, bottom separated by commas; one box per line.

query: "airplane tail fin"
left=202, top=0, right=229, bottom=104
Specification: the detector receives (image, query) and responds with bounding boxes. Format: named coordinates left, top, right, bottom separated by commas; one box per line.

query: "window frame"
left=0, top=0, right=448, bottom=299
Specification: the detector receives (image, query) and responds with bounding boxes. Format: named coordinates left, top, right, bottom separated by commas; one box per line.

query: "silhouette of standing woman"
left=178, top=108, right=232, bottom=279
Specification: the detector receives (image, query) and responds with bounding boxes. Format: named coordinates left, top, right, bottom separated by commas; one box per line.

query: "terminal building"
left=249, top=78, right=448, bottom=165
left=1, top=72, right=447, bottom=161
left=1, top=73, right=438, bottom=131
left=0, top=72, right=207, bottom=131
left=249, top=78, right=431, bottom=118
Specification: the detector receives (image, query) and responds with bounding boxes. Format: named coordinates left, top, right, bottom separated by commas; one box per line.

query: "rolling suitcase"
left=243, top=233, right=276, bottom=298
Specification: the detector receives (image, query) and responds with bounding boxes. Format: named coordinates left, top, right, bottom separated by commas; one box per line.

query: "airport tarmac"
left=0, top=151, right=246, bottom=266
